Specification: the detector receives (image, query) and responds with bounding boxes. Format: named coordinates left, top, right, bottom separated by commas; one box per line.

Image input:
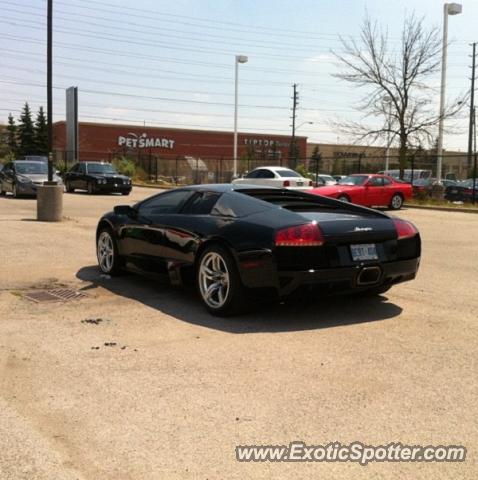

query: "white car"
left=232, top=166, right=313, bottom=190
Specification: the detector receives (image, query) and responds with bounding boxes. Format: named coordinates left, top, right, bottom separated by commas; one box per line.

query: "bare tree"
left=333, top=14, right=464, bottom=178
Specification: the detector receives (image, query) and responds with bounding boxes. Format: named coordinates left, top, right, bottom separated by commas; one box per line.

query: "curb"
left=132, top=183, right=176, bottom=190
left=404, top=203, right=478, bottom=214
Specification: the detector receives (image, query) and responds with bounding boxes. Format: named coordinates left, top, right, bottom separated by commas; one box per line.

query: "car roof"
left=13, top=160, right=44, bottom=164
left=251, top=166, right=295, bottom=171
left=185, top=183, right=282, bottom=193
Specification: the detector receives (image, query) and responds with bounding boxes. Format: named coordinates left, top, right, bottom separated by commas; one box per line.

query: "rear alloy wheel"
left=96, top=229, right=123, bottom=276
left=197, top=245, right=246, bottom=316
left=337, top=194, right=349, bottom=202
left=389, top=193, right=403, bottom=210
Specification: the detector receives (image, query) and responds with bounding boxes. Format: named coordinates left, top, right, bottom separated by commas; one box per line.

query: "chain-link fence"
left=53, top=150, right=474, bottom=185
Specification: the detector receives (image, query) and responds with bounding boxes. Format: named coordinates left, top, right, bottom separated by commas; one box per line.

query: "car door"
left=66, top=163, right=80, bottom=188
left=77, top=162, right=88, bottom=190
left=364, top=176, right=384, bottom=205
left=119, top=189, right=195, bottom=274
left=2, top=163, right=15, bottom=193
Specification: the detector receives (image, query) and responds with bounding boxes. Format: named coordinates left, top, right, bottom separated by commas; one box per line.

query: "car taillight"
left=464, top=188, right=473, bottom=194
left=275, top=223, right=325, bottom=247
left=393, top=219, right=418, bottom=240
left=283, top=180, right=290, bottom=187
left=309, top=180, right=313, bottom=186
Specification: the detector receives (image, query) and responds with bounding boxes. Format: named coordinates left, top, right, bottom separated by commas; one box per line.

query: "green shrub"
left=113, top=156, right=136, bottom=178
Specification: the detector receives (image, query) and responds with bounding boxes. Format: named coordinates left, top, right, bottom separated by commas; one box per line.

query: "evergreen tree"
left=6, top=113, right=18, bottom=156
left=17, top=103, right=36, bottom=157
left=34, top=106, right=48, bottom=155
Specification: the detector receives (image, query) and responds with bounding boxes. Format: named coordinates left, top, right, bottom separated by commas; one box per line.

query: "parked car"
left=412, top=178, right=457, bottom=197
left=64, top=161, right=132, bottom=195
left=332, top=175, right=347, bottom=182
left=445, top=178, right=478, bottom=202
left=378, top=169, right=432, bottom=182
left=95, top=184, right=421, bottom=316
left=0, top=160, right=63, bottom=198
left=309, top=174, right=412, bottom=210
left=314, top=174, right=337, bottom=186
left=232, top=166, right=313, bottom=190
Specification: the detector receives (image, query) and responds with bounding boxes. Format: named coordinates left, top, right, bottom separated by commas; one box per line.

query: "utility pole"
left=468, top=42, right=476, bottom=173
left=47, top=0, right=53, bottom=182
left=290, top=83, right=298, bottom=169
left=472, top=105, right=476, bottom=204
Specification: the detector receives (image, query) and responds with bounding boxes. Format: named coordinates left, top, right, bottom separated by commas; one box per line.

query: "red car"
left=309, top=174, right=412, bottom=210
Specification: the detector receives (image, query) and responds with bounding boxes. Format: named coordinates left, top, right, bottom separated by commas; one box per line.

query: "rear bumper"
left=237, top=249, right=420, bottom=297
left=276, top=257, right=419, bottom=296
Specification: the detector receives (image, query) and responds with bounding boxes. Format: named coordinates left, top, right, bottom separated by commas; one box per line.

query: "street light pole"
left=233, top=55, right=248, bottom=178
left=436, top=2, right=462, bottom=183
left=383, top=96, right=392, bottom=171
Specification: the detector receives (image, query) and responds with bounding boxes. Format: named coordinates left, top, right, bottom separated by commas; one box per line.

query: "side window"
left=368, top=177, right=383, bottom=186
left=245, top=170, right=259, bottom=179
left=139, top=190, right=194, bottom=215
left=382, top=177, right=392, bottom=186
left=79, top=163, right=87, bottom=174
left=70, top=164, right=79, bottom=173
left=181, top=192, right=221, bottom=215
left=257, top=169, right=275, bottom=179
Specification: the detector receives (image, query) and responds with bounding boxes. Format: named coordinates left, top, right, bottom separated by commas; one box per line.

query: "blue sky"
left=0, top=0, right=476, bottom=150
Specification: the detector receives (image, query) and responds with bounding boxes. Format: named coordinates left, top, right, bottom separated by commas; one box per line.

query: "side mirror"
left=114, top=205, right=137, bottom=217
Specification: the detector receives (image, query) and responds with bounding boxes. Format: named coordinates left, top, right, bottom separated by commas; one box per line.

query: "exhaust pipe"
left=357, top=266, right=381, bottom=286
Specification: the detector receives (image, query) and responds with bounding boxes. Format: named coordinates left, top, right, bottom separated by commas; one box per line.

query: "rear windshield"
left=238, top=189, right=347, bottom=212
left=276, top=169, right=301, bottom=178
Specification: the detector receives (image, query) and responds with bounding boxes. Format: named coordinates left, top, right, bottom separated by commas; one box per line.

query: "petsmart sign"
left=118, top=132, right=175, bottom=149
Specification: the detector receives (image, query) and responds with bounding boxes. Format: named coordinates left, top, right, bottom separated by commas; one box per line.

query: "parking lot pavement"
left=1, top=189, right=477, bottom=479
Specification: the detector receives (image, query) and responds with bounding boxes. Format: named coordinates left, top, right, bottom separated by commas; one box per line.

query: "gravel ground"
left=0, top=188, right=477, bottom=479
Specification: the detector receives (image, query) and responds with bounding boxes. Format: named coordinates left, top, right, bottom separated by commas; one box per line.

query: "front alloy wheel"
left=97, top=229, right=122, bottom=275
left=197, top=246, right=245, bottom=316
left=12, top=183, right=18, bottom=198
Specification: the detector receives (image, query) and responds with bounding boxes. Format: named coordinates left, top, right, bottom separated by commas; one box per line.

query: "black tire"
left=96, top=227, right=124, bottom=276
left=121, top=191, right=130, bottom=196
left=196, top=244, right=247, bottom=316
left=337, top=194, right=350, bottom=202
left=389, top=193, right=404, bottom=210
left=87, top=182, right=95, bottom=195
left=66, top=180, right=74, bottom=193
left=365, top=285, right=392, bottom=296
left=0, top=184, right=5, bottom=196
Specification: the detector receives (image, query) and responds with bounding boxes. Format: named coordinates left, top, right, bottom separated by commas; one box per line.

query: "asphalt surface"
left=0, top=187, right=477, bottom=479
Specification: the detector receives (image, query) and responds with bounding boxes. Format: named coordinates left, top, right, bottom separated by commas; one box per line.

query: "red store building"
left=53, top=121, right=307, bottom=164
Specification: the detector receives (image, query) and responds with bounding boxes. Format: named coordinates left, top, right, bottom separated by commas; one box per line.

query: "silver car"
left=0, top=161, right=63, bottom=198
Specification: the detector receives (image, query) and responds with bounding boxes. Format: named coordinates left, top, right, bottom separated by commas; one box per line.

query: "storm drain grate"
left=23, top=289, right=87, bottom=303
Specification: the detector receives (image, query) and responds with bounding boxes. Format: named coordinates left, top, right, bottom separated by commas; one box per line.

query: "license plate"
left=350, top=244, right=378, bottom=261
left=450, top=189, right=457, bottom=194
left=296, top=182, right=303, bottom=186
